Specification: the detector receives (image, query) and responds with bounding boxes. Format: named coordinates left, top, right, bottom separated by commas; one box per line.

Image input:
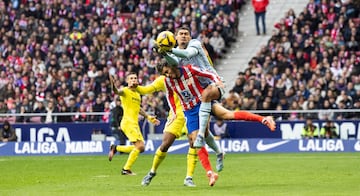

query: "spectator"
left=252, top=0, right=269, bottom=35
left=0, top=99, right=9, bottom=114
left=45, top=101, right=58, bottom=123
left=0, top=0, right=240, bottom=122
left=209, top=31, right=226, bottom=59
left=110, top=98, right=126, bottom=145
left=301, top=118, right=319, bottom=139
left=57, top=104, right=73, bottom=123
left=320, top=120, right=338, bottom=139
left=227, top=0, right=360, bottom=121
left=212, top=118, right=230, bottom=139
left=16, top=106, right=30, bottom=123
left=0, top=120, right=17, bottom=142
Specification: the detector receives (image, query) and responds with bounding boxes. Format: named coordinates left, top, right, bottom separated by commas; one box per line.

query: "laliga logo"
left=16, top=127, right=71, bottom=142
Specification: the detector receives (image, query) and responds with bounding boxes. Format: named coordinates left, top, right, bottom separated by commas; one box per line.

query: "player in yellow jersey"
left=108, top=73, right=160, bottom=175
left=137, top=75, right=198, bottom=187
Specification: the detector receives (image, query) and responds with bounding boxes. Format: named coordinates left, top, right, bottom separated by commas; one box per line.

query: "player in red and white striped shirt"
left=164, top=64, right=221, bottom=112
left=157, top=59, right=276, bottom=186
left=160, top=62, right=220, bottom=186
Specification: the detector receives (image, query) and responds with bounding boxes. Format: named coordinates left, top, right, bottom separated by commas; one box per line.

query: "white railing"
left=0, top=109, right=358, bottom=121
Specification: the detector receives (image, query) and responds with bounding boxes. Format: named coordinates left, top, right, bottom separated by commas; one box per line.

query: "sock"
left=205, top=132, right=221, bottom=154
left=186, top=147, right=198, bottom=178
left=197, top=147, right=212, bottom=172
left=123, top=148, right=140, bottom=170
left=116, top=145, right=135, bottom=153
left=234, top=111, right=263, bottom=122
left=150, top=148, right=167, bottom=173
left=198, top=102, right=212, bottom=137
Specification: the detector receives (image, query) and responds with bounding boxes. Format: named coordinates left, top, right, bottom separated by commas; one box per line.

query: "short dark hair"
left=175, top=25, right=191, bottom=35
left=126, top=72, right=137, bottom=78
left=156, top=59, right=169, bottom=74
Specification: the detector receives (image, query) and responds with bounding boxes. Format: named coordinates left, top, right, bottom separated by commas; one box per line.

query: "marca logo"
left=281, top=122, right=360, bottom=139
left=256, top=140, right=290, bottom=151
left=65, top=141, right=103, bottom=153
left=0, top=143, right=6, bottom=148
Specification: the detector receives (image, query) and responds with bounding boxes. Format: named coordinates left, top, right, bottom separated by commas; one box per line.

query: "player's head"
left=156, top=59, right=179, bottom=79
left=175, top=26, right=191, bottom=49
left=126, top=72, right=138, bottom=88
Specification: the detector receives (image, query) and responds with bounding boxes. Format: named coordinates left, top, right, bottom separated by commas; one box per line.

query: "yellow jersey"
left=118, top=87, right=141, bottom=125
left=136, top=75, right=184, bottom=119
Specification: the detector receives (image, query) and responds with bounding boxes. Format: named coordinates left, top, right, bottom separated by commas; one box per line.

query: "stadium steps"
left=216, top=0, right=308, bottom=96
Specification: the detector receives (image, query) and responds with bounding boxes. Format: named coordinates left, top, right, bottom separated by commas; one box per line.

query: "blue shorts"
left=184, top=104, right=200, bottom=134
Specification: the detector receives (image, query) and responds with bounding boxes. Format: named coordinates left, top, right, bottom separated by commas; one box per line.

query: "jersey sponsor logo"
left=168, top=142, right=189, bottom=153
left=354, top=141, right=360, bottom=151
left=256, top=140, right=290, bottom=151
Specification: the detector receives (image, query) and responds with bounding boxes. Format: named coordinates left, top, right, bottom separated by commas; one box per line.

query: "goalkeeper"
left=156, top=26, right=275, bottom=149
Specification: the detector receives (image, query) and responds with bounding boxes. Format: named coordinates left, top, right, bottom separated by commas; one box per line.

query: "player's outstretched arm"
left=139, top=108, right=160, bottom=126
left=164, top=53, right=180, bottom=66
left=171, top=46, right=198, bottom=59
left=136, top=76, right=166, bottom=95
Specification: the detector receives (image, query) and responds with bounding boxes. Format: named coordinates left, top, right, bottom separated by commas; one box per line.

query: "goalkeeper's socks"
left=198, top=102, right=211, bottom=137
left=205, top=132, right=221, bottom=154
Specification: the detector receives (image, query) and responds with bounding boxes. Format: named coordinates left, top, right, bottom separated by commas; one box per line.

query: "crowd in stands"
left=0, top=0, right=242, bottom=123
left=1, top=0, right=359, bottom=124
left=225, top=0, right=360, bottom=121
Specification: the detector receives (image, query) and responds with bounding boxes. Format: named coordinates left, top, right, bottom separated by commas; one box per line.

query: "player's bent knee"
left=159, top=144, right=170, bottom=152
left=137, top=146, right=145, bottom=153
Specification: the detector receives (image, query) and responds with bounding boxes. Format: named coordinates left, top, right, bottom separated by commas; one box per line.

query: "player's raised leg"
left=212, top=103, right=276, bottom=131
left=108, top=144, right=134, bottom=161
left=195, top=85, right=221, bottom=148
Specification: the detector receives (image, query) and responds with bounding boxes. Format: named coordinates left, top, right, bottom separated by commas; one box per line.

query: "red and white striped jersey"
left=164, top=64, right=220, bottom=113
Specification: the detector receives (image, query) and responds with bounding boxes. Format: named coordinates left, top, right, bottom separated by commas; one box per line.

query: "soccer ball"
left=156, top=31, right=176, bottom=51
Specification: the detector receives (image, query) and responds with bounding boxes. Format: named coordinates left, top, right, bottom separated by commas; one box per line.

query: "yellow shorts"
left=164, top=116, right=187, bottom=138
left=120, top=122, right=144, bottom=142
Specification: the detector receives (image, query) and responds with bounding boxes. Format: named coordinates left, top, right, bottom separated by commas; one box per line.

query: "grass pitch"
left=1, top=153, right=359, bottom=196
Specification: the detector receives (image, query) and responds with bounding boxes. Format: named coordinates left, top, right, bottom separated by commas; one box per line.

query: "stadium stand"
left=1, top=0, right=359, bottom=123
left=226, top=0, right=360, bottom=120
left=0, top=0, right=243, bottom=123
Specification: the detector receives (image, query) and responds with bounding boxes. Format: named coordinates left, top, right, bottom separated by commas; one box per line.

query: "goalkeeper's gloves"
left=152, top=43, right=171, bottom=55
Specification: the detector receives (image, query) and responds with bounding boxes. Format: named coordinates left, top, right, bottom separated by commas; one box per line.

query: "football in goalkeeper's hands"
left=156, top=31, right=176, bottom=51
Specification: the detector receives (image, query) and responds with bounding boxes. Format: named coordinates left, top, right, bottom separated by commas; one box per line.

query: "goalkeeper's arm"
left=171, top=46, right=198, bottom=58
